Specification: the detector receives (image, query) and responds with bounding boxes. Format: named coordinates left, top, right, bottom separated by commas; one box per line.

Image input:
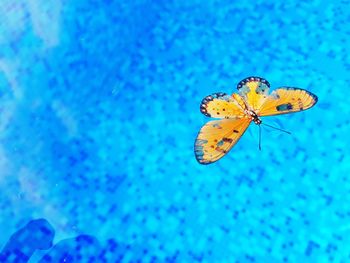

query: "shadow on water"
left=0, top=219, right=54, bottom=262
left=0, top=218, right=175, bottom=262
left=0, top=218, right=101, bottom=263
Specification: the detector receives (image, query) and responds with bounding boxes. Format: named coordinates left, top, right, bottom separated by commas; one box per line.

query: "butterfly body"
left=244, top=109, right=262, bottom=125
left=194, top=76, right=318, bottom=165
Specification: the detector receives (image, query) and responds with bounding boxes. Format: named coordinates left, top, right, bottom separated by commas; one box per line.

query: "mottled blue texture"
left=0, top=0, right=349, bottom=262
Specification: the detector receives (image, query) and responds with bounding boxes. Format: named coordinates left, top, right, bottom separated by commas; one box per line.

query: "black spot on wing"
left=222, top=137, right=233, bottom=143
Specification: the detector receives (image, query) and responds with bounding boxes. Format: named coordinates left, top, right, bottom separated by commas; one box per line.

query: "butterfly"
left=194, top=76, right=318, bottom=164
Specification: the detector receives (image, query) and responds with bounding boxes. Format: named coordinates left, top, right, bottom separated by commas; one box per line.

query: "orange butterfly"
left=194, top=76, right=318, bottom=164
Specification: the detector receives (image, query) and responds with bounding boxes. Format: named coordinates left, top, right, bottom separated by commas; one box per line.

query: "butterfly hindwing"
left=237, top=76, right=270, bottom=111
left=194, top=118, right=251, bottom=164
left=258, top=87, right=318, bottom=116
left=200, top=92, right=246, bottom=119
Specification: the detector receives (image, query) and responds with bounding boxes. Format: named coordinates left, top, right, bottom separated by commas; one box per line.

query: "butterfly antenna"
left=262, top=123, right=291, bottom=135
left=259, top=124, right=262, bottom=151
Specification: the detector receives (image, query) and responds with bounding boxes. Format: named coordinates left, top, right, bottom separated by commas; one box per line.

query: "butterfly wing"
left=200, top=92, right=247, bottom=119
left=194, top=118, right=251, bottom=164
left=237, top=76, right=271, bottom=111
left=257, top=87, right=318, bottom=116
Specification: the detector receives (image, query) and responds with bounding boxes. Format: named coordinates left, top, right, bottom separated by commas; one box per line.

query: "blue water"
left=0, top=1, right=349, bottom=262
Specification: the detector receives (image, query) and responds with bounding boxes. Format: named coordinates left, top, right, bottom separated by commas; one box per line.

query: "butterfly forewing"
left=194, top=118, right=251, bottom=164
left=237, top=76, right=270, bottom=111
left=200, top=92, right=246, bottom=119
left=257, top=87, right=318, bottom=116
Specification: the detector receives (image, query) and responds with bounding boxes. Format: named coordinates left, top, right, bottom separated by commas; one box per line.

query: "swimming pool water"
left=0, top=1, right=350, bottom=262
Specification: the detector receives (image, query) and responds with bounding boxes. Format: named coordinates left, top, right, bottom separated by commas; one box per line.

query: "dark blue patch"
left=0, top=219, right=55, bottom=263
left=276, top=103, right=293, bottom=111
left=38, top=235, right=101, bottom=263
left=217, top=140, right=224, bottom=146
